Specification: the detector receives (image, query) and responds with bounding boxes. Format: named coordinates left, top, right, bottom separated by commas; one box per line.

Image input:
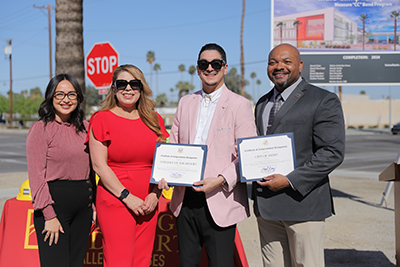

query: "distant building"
left=274, top=7, right=358, bottom=48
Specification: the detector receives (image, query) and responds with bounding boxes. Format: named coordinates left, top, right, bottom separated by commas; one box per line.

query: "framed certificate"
left=237, top=133, right=296, bottom=182
left=150, top=143, right=208, bottom=186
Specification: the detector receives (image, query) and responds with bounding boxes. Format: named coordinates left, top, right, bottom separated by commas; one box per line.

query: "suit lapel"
left=269, top=80, right=307, bottom=133
left=206, top=86, right=229, bottom=147
left=189, top=92, right=202, bottom=143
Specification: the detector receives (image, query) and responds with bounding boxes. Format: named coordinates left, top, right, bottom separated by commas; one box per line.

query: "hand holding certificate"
left=150, top=143, right=207, bottom=186
left=237, top=133, right=296, bottom=182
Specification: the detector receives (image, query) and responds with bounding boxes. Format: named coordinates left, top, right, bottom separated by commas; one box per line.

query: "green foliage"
left=0, top=94, right=9, bottom=114
left=146, top=51, right=155, bottom=65
left=155, top=93, right=168, bottom=107
left=85, top=86, right=102, bottom=112
left=175, top=81, right=194, bottom=99
left=224, top=67, right=252, bottom=100
left=0, top=88, right=44, bottom=118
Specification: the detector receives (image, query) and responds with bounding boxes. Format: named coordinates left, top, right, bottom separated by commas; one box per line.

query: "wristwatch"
left=119, top=189, right=130, bottom=200
left=221, top=177, right=227, bottom=186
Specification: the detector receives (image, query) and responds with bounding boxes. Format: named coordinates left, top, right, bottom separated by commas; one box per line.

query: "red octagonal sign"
left=86, top=42, right=119, bottom=89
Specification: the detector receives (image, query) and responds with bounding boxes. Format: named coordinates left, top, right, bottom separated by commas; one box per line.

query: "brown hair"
left=101, top=64, right=166, bottom=142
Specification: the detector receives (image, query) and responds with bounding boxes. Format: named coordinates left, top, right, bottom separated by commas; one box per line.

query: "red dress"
left=88, top=110, right=169, bottom=267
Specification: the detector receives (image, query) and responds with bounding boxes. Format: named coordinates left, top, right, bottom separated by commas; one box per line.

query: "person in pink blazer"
left=159, top=43, right=257, bottom=267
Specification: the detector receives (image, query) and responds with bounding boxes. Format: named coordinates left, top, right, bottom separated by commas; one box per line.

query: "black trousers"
left=176, top=188, right=236, bottom=267
left=34, top=179, right=93, bottom=267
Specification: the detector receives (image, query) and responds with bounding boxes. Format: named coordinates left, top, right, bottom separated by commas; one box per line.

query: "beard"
left=271, top=70, right=290, bottom=89
left=271, top=76, right=288, bottom=89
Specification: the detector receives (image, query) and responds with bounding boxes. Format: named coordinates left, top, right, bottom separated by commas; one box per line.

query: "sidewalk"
left=0, top=171, right=396, bottom=266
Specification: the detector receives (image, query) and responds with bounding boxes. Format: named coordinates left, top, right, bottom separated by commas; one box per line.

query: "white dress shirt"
left=193, top=86, right=223, bottom=145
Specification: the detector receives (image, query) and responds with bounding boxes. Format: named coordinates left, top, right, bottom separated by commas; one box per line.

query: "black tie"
left=267, top=94, right=283, bottom=133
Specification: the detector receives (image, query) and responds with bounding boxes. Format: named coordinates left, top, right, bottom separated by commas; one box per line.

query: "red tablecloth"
left=0, top=197, right=40, bottom=267
left=0, top=196, right=249, bottom=267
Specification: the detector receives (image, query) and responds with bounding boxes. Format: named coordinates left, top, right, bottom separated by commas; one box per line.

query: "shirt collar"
left=273, top=77, right=302, bottom=101
left=202, top=85, right=223, bottom=103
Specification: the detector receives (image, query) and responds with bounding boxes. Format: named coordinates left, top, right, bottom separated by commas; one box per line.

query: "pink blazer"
left=169, top=85, right=257, bottom=227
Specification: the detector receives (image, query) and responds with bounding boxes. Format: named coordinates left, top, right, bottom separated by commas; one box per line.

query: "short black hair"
left=198, top=43, right=227, bottom=63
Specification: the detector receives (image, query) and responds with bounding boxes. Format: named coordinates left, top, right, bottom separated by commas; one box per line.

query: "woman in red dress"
left=88, top=64, right=169, bottom=267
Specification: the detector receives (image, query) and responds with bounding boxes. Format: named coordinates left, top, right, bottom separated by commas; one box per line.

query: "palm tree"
left=293, top=20, right=301, bottom=46
left=250, top=72, right=256, bottom=100
left=176, top=81, right=194, bottom=100
left=188, top=65, right=196, bottom=86
left=178, top=64, right=185, bottom=81
left=146, top=51, right=155, bottom=88
left=277, top=22, right=285, bottom=44
left=55, top=0, right=85, bottom=102
left=390, top=11, right=399, bottom=51
left=256, top=79, right=261, bottom=100
left=359, top=14, right=369, bottom=50
left=153, top=63, right=161, bottom=97
left=240, top=0, right=246, bottom=96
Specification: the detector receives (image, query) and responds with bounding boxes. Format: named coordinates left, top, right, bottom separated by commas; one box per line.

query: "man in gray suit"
left=253, top=43, right=345, bottom=267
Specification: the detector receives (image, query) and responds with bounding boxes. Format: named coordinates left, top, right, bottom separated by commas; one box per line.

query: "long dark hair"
left=38, top=73, right=86, bottom=133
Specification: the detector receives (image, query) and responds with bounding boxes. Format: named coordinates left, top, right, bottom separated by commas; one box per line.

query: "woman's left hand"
left=142, top=192, right=159, bottom=215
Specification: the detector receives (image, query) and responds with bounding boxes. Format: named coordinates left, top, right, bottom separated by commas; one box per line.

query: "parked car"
left=391, top=123, right=400, bottom=135
left=0, top=117, right=5, bottom=124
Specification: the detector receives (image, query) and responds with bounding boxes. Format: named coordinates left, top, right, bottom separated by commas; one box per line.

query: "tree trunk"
left=240, top=0, right=246, bottom=97
left=55, top=0, right=85, bottom=107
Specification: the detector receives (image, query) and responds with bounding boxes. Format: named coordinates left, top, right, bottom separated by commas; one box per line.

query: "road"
left=1, top=128, right=399, bottom=177
left=0, top=129, right=28, bottom=174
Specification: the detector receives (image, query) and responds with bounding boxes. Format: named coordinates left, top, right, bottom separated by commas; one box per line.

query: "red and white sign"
left=86, top=42, right=119, bottom=89
left=98, top=88, right=108, bottom=95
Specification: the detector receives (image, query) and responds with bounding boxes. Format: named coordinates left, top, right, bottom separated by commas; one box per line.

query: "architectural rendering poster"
left=273, top=0, right=399, bottom=51
left=272, top=0, right=400, bottom=85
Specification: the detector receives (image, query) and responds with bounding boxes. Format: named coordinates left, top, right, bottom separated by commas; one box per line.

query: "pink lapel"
left=206, top=86, right=230, bottom=147
left=188, top=92, right=202, bottom=144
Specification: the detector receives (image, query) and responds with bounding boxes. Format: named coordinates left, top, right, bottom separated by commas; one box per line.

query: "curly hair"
left=38, top=73, right=86, bottom=133
left=101, top=64, right=166, bottom=142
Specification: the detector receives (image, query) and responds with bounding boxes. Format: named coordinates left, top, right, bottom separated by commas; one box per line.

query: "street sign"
left=98, top=88, right=108, bottom=95
left=301, top=52, right=400, bottom=86
left=86, top=42, right=119, bottom=89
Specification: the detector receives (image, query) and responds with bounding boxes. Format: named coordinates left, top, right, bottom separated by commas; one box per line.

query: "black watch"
left=119, top=189, right=130, bottom=200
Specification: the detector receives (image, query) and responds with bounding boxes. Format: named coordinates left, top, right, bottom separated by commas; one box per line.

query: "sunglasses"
left=114, top=79, right=143, bottom=91
left=197, top=59, right=226, bottom=71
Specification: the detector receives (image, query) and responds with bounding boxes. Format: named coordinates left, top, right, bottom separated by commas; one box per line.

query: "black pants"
left=176, top=188, right=236, bottom=267
left=34, top=179, right=93, bottom=267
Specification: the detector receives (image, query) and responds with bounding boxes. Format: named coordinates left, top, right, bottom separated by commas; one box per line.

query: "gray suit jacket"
left=253, top=78, right=345, bottom=221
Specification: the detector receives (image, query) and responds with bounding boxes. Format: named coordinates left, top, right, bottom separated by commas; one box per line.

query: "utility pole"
left=34, top=4, right=54, bottom=79
left=4, top=40, right=12, bottom=127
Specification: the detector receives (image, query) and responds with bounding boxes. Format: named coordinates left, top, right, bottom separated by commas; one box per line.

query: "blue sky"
left=0, top=0, right=399, bottom=101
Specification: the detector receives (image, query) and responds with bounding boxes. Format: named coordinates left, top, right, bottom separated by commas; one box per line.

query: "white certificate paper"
left=237, top=133, right=296, bottom=182
left=150, top=143, right=207, bottom=186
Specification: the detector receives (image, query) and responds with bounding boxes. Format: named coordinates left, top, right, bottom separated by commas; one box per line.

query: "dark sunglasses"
left=114, top=79, right=143, bottom=90
left=197, top=59, right=226, bottom=71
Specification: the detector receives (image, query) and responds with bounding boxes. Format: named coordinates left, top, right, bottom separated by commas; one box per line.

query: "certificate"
left=237, top=133, right=296, bottom=182
left=150, top=143, right=208, bottom=186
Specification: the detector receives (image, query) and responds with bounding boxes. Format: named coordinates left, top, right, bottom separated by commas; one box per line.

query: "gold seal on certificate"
left=237, top=133, right=296, bottom=182
left=150, top=143, right=208, bottom=186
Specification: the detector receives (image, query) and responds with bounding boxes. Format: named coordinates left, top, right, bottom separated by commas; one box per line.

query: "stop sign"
left=86, top=42, right=119, bottom=88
